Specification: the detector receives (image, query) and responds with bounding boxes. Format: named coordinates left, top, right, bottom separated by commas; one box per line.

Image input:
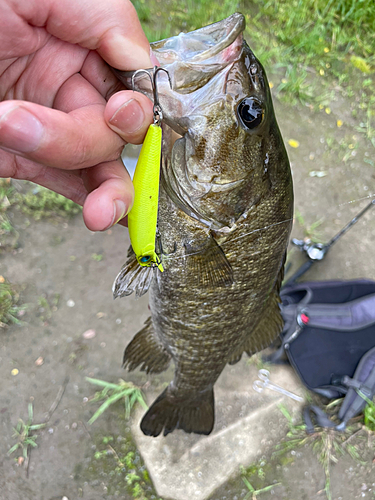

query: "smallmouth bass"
left=112, top=13, right=293, bottom=437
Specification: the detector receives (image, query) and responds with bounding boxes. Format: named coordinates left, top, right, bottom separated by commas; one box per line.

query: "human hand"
left=0, top=0, right=154, bottom=230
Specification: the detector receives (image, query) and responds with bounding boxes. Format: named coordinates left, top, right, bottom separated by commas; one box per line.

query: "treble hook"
left=131, top=66, right=172, bottom=125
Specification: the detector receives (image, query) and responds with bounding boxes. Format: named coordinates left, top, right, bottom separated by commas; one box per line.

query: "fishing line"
left=337, top=193, right=375, bottom=207
left=161, top=190, right=375, bottom=264
left=163, top=217, right=294, bottom=263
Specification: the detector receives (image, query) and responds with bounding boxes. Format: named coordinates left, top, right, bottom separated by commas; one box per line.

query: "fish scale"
left=112, top=13, right=293, bottom=437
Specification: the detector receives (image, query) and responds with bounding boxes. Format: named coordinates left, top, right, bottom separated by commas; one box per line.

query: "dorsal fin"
left=113, top=246, right=154, bottom=298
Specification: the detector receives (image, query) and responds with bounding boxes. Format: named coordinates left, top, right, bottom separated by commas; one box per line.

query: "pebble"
left=82, top=329, right=96, bottom=340
left=67, top=300, right=75, bottom=308
left=35, top=356, right=44, bottom=366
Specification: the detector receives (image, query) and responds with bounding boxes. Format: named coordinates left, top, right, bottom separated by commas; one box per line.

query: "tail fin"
left=140, top=387, right=215, bottom=437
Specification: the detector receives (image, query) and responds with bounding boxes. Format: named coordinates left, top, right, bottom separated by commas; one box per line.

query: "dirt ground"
left=1, top=76, right=375, bottom=500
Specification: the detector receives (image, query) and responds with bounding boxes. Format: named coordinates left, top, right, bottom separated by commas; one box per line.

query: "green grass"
left=86, top=377, right=148, bottom=425
left=133, top=0, right=375, bottom=143
left=8, top=403, right=46, bottom=462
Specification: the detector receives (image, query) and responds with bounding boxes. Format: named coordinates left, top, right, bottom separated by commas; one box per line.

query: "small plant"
left=294, top=209, right=324, bottom=242
left=359, top=391, right=375, bottom=432
left=0, top=279, right=26, bottom=327
left=241, top=473, right=280, bottom=500
left=8, top=403, right=46, bottom=462
left=91, top=253, right=104, bottom=262
left=90, top=434, right=160, bottom=499
left=37, top=293, right=59, bottom=322
left=86, top=377, right=148, bottom=425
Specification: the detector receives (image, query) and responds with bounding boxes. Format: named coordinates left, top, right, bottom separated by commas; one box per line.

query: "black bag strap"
left=302, top=293, right=375, bottom=331
left=303, top=405, right=337, bottom=434
left=303, top=348, right=375, bottom=432
left=263, top=287, right=313, bottom=364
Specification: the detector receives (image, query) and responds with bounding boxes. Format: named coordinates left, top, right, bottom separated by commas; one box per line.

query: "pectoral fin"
left=113, top=246, right=154, bottom=298
left=184, top=234, right=233, bottom=288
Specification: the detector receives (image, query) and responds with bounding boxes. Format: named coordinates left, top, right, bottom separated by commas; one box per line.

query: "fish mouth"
left=152, top=12, right=245, bottom=65
left=111, top=13, right=245, bottom=95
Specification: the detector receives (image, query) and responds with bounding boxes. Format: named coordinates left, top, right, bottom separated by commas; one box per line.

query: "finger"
left=105, top=91, right=153, bottom=144
left=80, top=51, right=126, bottom=100
left=0, top=96, right=152, bottom=168
left=0, top=149, right=87, bottom=205
left=9, top=0, right=151, bottom=70
left=82, top=159, right=134, bottom=231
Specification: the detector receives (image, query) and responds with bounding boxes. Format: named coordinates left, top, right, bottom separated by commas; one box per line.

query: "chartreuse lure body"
left=128, top=123, right=163, bottom=271
left=127, top=67, right=171, bottom=272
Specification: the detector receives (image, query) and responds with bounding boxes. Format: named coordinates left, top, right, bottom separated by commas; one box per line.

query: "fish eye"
left=237, top=98, right=264, bottom=130
left=140, top=255, right=151, bottom=263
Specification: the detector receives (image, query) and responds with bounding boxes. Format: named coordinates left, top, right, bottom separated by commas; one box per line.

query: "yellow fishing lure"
left=128, top=123, right=163, bottom=271
left=127, top=67, right=171, bottom=272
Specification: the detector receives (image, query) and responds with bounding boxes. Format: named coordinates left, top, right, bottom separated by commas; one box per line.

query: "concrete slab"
left=131, top=362, right=305, bottom=500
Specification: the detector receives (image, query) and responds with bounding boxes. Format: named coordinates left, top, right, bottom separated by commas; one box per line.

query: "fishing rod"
left=284, top=198, right=375, bottom=285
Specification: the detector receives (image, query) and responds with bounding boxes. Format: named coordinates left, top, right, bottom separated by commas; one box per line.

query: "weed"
left=7, top=403, right=46, bottom=462
left=294, top=209, right=324, bottom=242
left=86, top=377, right=148, bottom=425
left=358, top=391, right=375, bottom=432
left=0, top=179, right=19, bottom=251
left=37, top=293, right=59, bottom=322
left=275, top=405, right=366, bottom=500
left=13, top=184, right=81, bottom=220
left=0, top=279, right=26, bottom=327
left=91, top=253, right=104, bottom=262
left=87, top=433, right=162, bottom=499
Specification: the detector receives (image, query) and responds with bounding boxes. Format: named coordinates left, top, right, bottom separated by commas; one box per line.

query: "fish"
left=112, top=13, right=294, bottom=437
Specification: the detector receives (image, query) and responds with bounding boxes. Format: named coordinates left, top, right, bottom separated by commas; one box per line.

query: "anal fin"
left=124, top=317, right=171, bottom=374
left=141, top=386, right=215, bottom=437
left=185, top=233, right=233, bottom=288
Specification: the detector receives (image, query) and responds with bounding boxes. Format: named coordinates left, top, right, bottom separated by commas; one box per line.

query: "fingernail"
left=109, top=99, right=145, bottom=135
left=111, top=199, right=127, bottom=227
left=0, top=106, right=44, bottom=153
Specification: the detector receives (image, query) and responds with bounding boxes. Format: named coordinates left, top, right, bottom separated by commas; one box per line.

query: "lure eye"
left=237, top=98, right=264, bottom=130
left=140, top=255, right=151, bottom=263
